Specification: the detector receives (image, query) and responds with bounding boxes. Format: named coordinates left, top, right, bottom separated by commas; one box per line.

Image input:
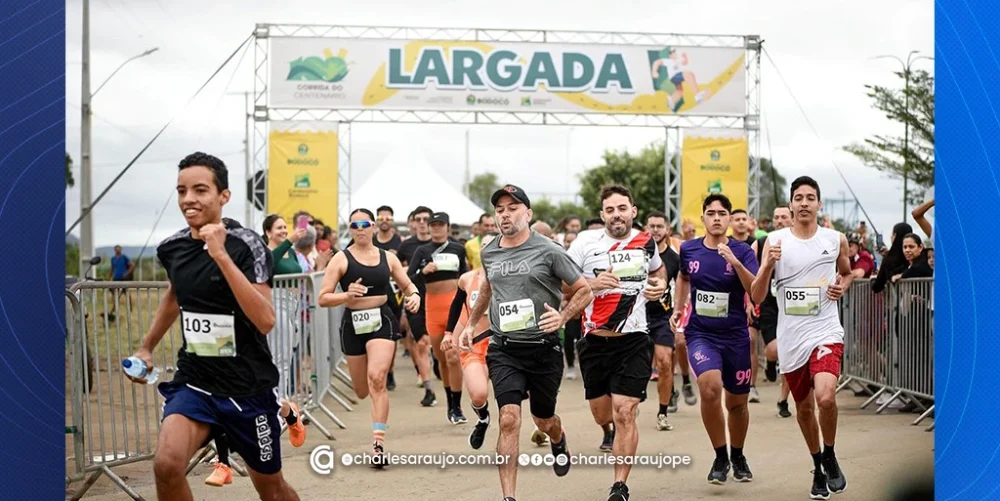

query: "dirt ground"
left=71, top=355, right=934, bottom=501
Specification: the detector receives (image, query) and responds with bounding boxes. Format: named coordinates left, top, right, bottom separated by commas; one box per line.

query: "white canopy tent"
left=349, top=150, right=486, bottom=227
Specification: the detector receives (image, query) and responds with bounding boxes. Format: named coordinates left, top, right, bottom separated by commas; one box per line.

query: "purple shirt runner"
left=679, top=237, right=759, bottom=340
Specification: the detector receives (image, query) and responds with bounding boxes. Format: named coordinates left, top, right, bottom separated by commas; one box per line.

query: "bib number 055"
left=784, top=287, right=821, bottom=316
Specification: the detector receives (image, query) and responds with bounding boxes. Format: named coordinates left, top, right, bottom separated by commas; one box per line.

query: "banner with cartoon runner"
left=268, top=38, right=746, bottom=116
left=266, top=126, right=339, bottom=228
left=680, top=129, right=749, bottom=236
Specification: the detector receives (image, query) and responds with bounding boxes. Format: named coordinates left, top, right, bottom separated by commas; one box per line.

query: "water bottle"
left=122, top=357, right=160, bottom=384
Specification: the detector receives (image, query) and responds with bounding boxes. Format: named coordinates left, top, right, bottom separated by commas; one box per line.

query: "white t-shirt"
left=566, top=228, right=663, bottom=335
left=770, top=227, right=846, bottom=373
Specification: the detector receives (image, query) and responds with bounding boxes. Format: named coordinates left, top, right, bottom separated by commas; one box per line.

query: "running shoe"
left=607, top=481, right=630, bottom=501
left=204, top=462, right=233, bottom=486
left=650, top=368, right=659, bottom=381
left=386, top=371, right=396, bottom=391
left=749, top=386, right=760, bottom=403
left=469, top=416, right=489, bottom=450
left=732, top=455, right=753, bottom=482
left=565, top=367, right=577, bottom=380
left=550, top=430, right=571, bottom=477
left=451, top=408, right=469, bottom=425
left=656, top=413, right=673, bottom=431
left=822, top=454, right=847, bottom=494
left=286, top=402, right=306, bottom=448
left=599, top=427, right=615, bottom=452
left=420, top=390, right=437, bottom=407
left=708, top=457, right=730, bottom=485
left=371, top=442, right=387, bottom=470
left=668, top=389, right=679, bottom=413
left=810, top=469, right=831, bottom=500
left=683, top=384, right=697, bottom=405
left=777, top=400, right=792, bottom=418
left=530, top=427, right=550, bottom=446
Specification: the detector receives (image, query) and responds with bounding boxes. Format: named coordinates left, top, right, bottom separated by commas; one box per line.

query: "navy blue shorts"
left=685, top=334, right=752, bottom=395
left=158, top=381, right=283, bottom=474
left=649, top=313, right=674, bottom=349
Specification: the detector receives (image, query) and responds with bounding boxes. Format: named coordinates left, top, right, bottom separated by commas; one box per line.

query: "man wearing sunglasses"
left=398, top=206, right=437, bottom=407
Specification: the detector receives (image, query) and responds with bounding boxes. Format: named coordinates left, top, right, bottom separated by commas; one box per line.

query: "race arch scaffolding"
left=249, top=24, right=762, bottom=234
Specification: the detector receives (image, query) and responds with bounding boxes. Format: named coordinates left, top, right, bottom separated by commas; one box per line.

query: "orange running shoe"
left=204, top=462, right=233, bottom=487
left=287, top=402, right=306, bottom=448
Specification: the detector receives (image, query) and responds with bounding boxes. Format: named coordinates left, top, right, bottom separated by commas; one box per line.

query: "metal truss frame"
left=250, top=24, right=762, bottom=233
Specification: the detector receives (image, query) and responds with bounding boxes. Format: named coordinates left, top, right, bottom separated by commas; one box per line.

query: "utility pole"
left=243, top=91, right=252, bottom=226
left=79, top=0, right=93, bottom=276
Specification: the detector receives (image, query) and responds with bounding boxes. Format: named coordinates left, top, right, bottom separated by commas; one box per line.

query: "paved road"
left=78, top=362, right=933, bottom=501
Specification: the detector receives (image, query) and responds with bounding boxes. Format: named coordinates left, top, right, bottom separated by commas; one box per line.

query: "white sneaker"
left=749, top=387, right=760, bottom=403
left=530, top=427, right=550, bottom=446
left=565, top=367, right=576, bottom=380
left=656, top=413, right=673, bottom=431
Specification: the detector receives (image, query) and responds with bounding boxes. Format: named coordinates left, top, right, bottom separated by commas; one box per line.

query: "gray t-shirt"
left=481, top=231, right=584, bottom=340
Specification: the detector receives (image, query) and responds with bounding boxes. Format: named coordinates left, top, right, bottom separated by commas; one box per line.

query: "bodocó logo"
left=310, top=445, right=337, bottom=475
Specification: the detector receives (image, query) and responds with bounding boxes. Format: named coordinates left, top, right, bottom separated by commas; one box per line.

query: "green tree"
left=578, top=142, right=672, bottom=218
left=842, top=69, right=934, bottom=205
left=66, top=152, right=74, bottom=188
left=467, top=172, right=500, bottom=213
left=530, top=199, right=591, bottom=226
left=758, top=157, right=789, bottom=219
left=66, top=244, right=80, bottom=276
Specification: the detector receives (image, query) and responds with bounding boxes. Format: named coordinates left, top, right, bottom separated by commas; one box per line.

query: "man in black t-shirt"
left=127, top=152, right=300, bottom=501
left=397, top=206, right=436, bottom=405
left=645, top=211, right=681, bottom=431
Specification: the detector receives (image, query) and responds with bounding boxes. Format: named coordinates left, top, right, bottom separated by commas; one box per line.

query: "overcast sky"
left=64, top=0, right=933, bottom=250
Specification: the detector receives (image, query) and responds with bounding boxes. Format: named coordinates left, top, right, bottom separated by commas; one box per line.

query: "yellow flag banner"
left=680, top=134, right=749, bottom=236
left=267, top=130, right=339, bottom=227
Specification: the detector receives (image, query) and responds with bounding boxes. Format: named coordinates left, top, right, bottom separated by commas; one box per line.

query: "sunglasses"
left=378, top=216, right=393, bottom=222
left=350, top=220, right=375, bottom=230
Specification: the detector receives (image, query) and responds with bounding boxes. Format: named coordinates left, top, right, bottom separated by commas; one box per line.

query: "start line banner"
left=268, top=37, right=746, bottom=116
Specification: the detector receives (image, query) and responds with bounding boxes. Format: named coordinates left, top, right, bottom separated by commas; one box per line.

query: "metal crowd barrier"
left=837, top=278, right=934, bottom=431
left=65, top=274, right=353, bottom=500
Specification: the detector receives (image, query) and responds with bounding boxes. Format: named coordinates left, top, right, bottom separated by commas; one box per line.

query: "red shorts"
left=784, top=343, right=844, bottom=403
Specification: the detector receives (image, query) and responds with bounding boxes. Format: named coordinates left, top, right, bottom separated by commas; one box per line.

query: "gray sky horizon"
left=64, top=0, right=934, bottom=249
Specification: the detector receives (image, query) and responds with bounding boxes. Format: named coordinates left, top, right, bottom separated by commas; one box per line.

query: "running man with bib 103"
left=670, top=193, right=759, bottom=486
left=317, top=208, right=422, bottom=468
left=126, top=152, right=300, bottom=501
left=566, top=184, right=667, bottom=501
left=751, top=176, right=853, bottom=500
left=459, top=184, right=593, bottom=501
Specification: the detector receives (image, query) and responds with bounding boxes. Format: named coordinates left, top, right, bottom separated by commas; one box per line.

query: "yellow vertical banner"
left=267, top=129, right=339, bottom=227
left=680, top=133, right=749, bottom=236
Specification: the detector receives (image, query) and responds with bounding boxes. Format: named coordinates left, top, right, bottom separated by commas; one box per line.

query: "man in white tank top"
left=751, top=176, right=854, bottom=501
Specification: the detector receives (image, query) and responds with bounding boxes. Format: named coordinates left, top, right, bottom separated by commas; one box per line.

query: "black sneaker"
left=421, top=390, right=437, bottom=407
left=371, top=442, right=386, bottom=470
left=765, top=361, right=777, bottom=382
left=432, top=356, right=441, bottom=380
left=599, top=427, right=615, bottom=452
left=469, top=417, right=490, bottom=450
left=668, top=389, right=679, bottom=413
left=683, top=384, right=697, bottom=405
left=550, top=430, right=571, bottom=477
left=502, top=498, right=516, bottom=501
left=732, top=455, right=753, bottom=482
left=386, top=371, right=396, bottom=391
left=452, top=408, right=469, bottom=425
left=607, top=481, right=630, bottom=501
left=810, top=469, right=831, bottom=500
left=708, top=457, right=730, bottom=485
left=822, top=454, right=847, bottom=494
left=777, top=400, right=792, bottom=418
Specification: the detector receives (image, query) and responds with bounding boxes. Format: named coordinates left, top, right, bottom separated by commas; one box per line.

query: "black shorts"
left=158, top=381, right=282, bottom=474
left=577, top=332, right=654, bottom=401
left=486, top=333, right=564, bottom=419
left=341, top=304, right=400, bottom=356
left=406, top=310, right=428, bottom=342
left=749, top=310, right=761, bottom=330
left=649, top=313, right=674, bottom=349
left=759, top=310, right=778, bottom=346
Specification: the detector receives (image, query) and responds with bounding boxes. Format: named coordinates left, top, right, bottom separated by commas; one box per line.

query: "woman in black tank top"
left=318, top=208, right=420, bottom=465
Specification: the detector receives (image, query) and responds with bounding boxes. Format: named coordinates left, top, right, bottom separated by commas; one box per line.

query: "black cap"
left=491, top=184, right=531, bottom=208
left=429, top=212, right=450, bottom=225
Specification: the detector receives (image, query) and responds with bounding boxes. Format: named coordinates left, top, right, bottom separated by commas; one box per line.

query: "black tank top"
left=339, top=248, right=391, bottom=298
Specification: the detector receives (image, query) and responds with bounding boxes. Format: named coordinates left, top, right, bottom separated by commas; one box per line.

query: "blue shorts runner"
left=159, top=380, right=283, bottom=474
left=685, top=334, right=752, bottom=395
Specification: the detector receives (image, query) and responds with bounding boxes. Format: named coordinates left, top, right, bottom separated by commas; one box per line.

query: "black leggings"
left=564, top=317, right=582, bottom=368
